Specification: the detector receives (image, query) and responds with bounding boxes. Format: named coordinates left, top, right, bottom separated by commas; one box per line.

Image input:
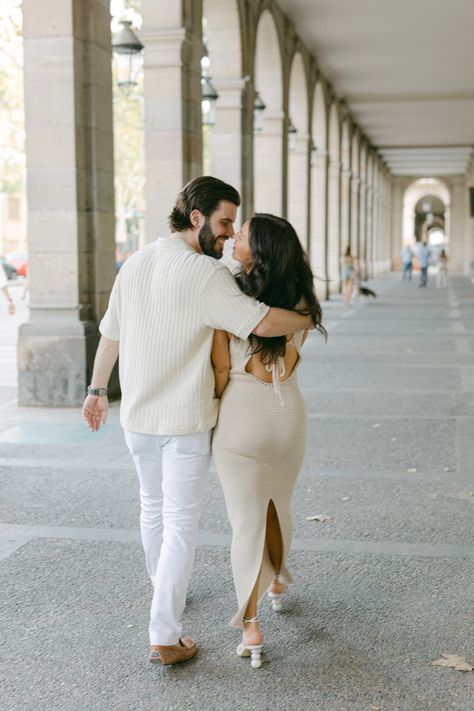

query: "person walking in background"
left=340, top=246, right=356, bottom=305
left=417, top=241, right=431, bottom=287
left=81, top=176, right=313, bottom=667
left=437, top=249, right=448, bottom=289
left=0, top=263, right=15, bottom=315
left=212, top=214, right=326, bottom=669
left=400, top=244, right=413, bottom=281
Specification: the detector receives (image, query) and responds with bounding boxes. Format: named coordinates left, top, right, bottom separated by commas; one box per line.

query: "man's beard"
left=198, top=218, right=224, bottom=259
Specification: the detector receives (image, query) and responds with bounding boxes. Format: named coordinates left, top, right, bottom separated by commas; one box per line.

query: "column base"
left=18, top=319, right=119, bottom=407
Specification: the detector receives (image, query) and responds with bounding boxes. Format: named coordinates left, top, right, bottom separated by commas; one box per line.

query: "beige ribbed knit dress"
left=212, top=331, right=307, bottom=628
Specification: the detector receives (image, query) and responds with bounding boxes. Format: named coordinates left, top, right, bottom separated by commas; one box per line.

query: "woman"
left=212, top=214, right=325, bottom=669
left=340, top=246, right=355, bottom=305
left=437, top=248, right=448, bottom=289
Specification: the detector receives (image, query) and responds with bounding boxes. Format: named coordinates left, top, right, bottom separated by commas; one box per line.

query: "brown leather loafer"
left=149, top=637, right=197, bottom=665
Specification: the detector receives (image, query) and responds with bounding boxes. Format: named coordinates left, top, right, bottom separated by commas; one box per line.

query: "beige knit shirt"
left=99, top=237, right=269, bottom=435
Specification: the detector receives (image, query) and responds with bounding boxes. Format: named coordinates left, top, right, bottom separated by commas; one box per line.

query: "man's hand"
left=7, top=301, right=15, bottom=316
left=82, top=395, right=109, bottom=432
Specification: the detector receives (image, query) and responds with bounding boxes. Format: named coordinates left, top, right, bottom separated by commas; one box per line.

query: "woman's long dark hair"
left=235, top=213, right=326, bottom=365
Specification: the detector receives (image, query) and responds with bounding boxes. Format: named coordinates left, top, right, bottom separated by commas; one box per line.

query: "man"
left=0, top=263, right=15, bottom=315
left=400, top=244, right=413, bottom=281
left=82, top=176, right=313, bottom=665
left=417, top=241, right=431, bottom=287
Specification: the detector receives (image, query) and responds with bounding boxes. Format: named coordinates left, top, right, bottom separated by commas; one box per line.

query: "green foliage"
left=0, top=4, right=25, bottom=196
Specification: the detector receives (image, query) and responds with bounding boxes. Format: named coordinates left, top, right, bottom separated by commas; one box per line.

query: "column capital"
left=311, top=151, right=328, bottom=169
left=214, top=77, right=248, bottom=93
left=143, top=27, right=198, bottom=68
left=213, top=77, right=247, bottom=110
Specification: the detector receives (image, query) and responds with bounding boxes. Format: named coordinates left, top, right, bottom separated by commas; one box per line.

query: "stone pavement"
left=0, top=273, right=473, bottom=711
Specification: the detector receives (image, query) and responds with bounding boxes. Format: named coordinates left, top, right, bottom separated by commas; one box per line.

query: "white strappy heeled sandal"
left=236, top=617, right=263, bottom=669
left=267, top=575, right=288, bottom=612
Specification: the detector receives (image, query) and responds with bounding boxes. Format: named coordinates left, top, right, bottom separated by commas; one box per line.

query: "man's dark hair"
left=168, top=176, right=241, bottom=232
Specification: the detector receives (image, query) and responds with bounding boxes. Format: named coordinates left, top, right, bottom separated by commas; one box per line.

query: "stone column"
left=210, top=78, right=245, bottom=206
left=449, top=176, right=467, bottom=273
left=18, top=0, right=116, bottom=406
left=288, top=135, right=310, bottom=249
left=390, top=177, right=404, bottom=269
left=340, top=167, right=351, bottom=254
left=359, top=180, right=368, bottom=280
left=310, top=150, right=328, bottom=297
left=366, top=185, right=374, bottom=279
left=384, top=172, right=392, bottom=270
left=327, top=159, right=341, bottom=292
left=350, top=175, right=360, bottom=258
left=254, top=111, right=284, bottom=215
left=142, top=2, right=202, bottom=240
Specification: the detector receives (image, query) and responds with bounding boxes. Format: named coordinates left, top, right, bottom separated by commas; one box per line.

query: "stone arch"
left=253, top=9, right=284, bottom=214
left=287, top=51, right=310, bottom=248
left=327, top=101, right=341, bottom=291
left=402, top=178, right=451, bottom=247
left=310, top=80, right=329, bottom=294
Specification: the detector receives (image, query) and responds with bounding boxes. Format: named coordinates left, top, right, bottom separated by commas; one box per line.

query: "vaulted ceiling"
left=277, top=0, right=474, bottom=176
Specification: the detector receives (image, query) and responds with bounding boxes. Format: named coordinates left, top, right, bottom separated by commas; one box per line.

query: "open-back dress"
left=212, top=330, right=307, bottom=628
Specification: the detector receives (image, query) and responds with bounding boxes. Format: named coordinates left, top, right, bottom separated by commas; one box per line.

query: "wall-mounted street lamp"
left=253, top=92, right=266, bottom=132
left=112, top=20, right=144, bottom=90
left=288, top=119, right=297, bottom=152
left=201, top=76, right=219, bottom=126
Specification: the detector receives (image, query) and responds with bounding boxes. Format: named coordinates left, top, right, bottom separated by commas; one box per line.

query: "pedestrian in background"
left=400, top=244, right=413, bottom=281
left=417, top=241, right=431, bottom=287
left=0, top=263, right=15, bottom=315
left=437, top=249, right=448, bottom=289
left=340, top=246, right=356, bottom=305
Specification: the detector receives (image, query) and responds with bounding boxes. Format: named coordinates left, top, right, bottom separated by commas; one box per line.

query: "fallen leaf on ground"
left=391, top=437, right=397, bottom=442
left=306, top=514, right=332, bottom=523
left=341, top=496, right=351, bottom=502
left=373, top=423, right=381, bottom=428
left=407, top=467, right=417, bottom=473
left=431, top=654, right=473, bottom=672
left=444, top=467, right=451, bottom=472
left=370, top=706, right=381, bottom=710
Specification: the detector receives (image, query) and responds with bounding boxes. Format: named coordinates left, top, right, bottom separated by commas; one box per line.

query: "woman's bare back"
left=244, top=335, right=305, bottom=383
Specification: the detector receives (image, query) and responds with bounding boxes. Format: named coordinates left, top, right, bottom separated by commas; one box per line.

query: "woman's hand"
left=82, top=395, right=109, bottom=432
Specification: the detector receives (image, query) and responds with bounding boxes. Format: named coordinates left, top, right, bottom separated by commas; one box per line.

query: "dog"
left=358, top=285, right=377, bottom=298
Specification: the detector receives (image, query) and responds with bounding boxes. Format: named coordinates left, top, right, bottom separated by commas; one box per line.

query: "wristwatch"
left=87, top=386, right=108, bottom=396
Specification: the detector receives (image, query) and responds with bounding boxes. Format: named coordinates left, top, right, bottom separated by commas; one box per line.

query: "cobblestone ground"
left=0, top=273, right=473, bottom=711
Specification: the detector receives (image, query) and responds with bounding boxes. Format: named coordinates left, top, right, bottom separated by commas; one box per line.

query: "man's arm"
left=82, top=335, right=119, bottom=432
left=1, top=286, right=15, bottom=315
left=252, top=308, right=313, bottom=338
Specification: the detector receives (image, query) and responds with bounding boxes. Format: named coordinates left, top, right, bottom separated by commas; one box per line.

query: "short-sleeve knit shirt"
left=99, top=237, right=269, bottom=435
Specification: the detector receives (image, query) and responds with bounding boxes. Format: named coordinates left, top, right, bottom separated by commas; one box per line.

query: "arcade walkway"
left=0, top=273, right=473, bottom=711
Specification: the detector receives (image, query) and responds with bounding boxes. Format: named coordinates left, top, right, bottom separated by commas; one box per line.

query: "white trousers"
left=124, top=430, right=211, bottom=645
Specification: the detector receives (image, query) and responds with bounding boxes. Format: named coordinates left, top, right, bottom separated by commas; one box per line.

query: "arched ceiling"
left=276, top=0, right=474, bottom=176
